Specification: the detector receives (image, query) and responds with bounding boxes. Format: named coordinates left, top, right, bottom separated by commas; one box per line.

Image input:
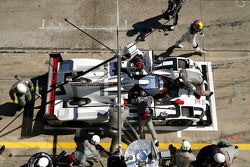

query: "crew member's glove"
left=13, top=99, right=19, bottom=104
left=67, top=153, right=75, bottom=163
left=169, top=144, right=177, bottom=154
left=140, top=111, right=150, bottom=120
left=30, top=85, right=35, bottom=92
left=191, top=85, right=197, bottom=92
left=137, top=50, right=143, bottom=56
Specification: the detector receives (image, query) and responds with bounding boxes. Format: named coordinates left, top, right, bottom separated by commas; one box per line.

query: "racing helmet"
left=17, top=83, right=27, bottom=94
left=123, top=43, right=138, bottom=59
left=194, top=20, right=203, bottom=30
left=133, top=55, right=144, bottom=69
left=37, top=157, right=49, bottom=167
left=135, top=61, right=143, bottom=69
left=181, top=140, right=191, bottom=151
left=214, top=153, right=226, bottom=163
left=91, top=135, right=101, bottom=145
left=198, top=21, right=203, bottom=30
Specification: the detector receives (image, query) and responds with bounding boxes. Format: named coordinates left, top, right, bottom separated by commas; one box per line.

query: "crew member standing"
left=195, top=141, right=239, bottom=167
left=123, top=43, right=146, bottom=76
left=175, top=20, right=206, bottom=54
left=195, top=143, right=219, bottom=167
left=179, top=68, right=213, bottom=97
left=169, top=140, right=196, bottom=167
left=68, top=135, right=101, bottom=167
left=108, top=97, right=129, bottom=154
left=214, top=141, right=239, bottom=167
left=9, top=79, right=34, bottom=107
left=163, top=0, right=185, bottom=30
left=137, top=96, right=159, bottom=146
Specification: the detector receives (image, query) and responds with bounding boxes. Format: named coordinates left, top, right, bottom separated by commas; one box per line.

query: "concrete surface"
left=0, top=0, right=249, bottom=166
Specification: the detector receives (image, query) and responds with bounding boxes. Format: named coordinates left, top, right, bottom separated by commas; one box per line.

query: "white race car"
left=45, top=52, right=214, bottom=128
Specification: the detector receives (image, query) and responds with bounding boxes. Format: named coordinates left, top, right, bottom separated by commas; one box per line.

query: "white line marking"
left=157, top=126, right=216, bottom=131
left=207, top=62, right=218, bottom=131
left=0, top=89, right=2, bottom=104
left=125, top=20, right=128, bottom=29
left=39, top=19, right=45, bottom=29
left=177, top=131, right=182, bottom=138
left=39, top=26, right=129, bottom=31
left=39, top=19, right=129, bottom=31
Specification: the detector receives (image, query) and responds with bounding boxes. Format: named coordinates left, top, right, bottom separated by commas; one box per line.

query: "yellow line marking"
left=0, top=142, right=249, bottom=150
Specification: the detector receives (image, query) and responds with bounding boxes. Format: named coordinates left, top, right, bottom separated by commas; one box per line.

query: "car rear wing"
left=45, top=53, right=63, bottom=119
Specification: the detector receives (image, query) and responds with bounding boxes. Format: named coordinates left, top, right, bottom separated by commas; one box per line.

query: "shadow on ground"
left=0, top=102, right=19, bottom=117
left=155, top=45, right=176, bottom=59
left=155, top=45, right=202, bottom=59
left=20, top=73, right=49, bottom=138
left=126, top=14, right=173, bottom=42
left=177, top=51, right=202, bottom=58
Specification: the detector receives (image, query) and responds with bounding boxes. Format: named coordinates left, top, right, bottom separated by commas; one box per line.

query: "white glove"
left=195, top=47, right=206, bottom=54
left=137, top=50, right=143, bottom=55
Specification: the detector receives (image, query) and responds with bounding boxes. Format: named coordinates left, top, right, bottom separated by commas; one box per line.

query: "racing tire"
left=166, top=119, right=193, bottom=126
left=27, top=152, right=54, bottom=167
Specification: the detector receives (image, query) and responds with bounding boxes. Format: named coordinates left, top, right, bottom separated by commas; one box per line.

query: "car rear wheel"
left=166, top=119, right=193, bottom=126
left=69, top=98, right=91, bottom=107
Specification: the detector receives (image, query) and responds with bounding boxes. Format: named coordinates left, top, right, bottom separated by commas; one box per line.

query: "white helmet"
left=123, top=43, right=138, bottom=58
left=181, top=140, right=191, bottom=151
left=37, top=157, right=49, bottom=167
left=17, top=83, right=27, bottom=94
left=91, top=135, right=101, bottom=145
left=214, top=153, right=226, bottom=163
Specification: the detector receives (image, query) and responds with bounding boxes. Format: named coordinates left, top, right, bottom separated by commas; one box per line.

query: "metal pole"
left=116, top=0, right=122, bottom=156
left=117, top=52, right=122, bottom=156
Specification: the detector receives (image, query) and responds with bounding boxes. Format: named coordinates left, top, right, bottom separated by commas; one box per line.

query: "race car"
left=45, top=52, right=215, bottom=128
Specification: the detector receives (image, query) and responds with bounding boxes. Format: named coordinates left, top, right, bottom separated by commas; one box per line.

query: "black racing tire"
left=74, top=77, right=91, bottom=83
left=61, top=121, right=89, bottom=128
left=78, top=99, right=88, bottom=107
left=27, top=152, right=54, bottom=167
left=69, top=98, right=91, bottom=107
left=166, top=119, right=193, bottom=126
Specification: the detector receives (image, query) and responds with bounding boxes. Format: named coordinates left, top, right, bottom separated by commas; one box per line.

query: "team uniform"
left=9, top=80, right=34, bottom=107
left=137, top=96, right=159, bottom=146
left=68, top=135, right=101, bottom=167
left=179, top=68, right=213, bottom=97
left=195, top=141, right=239, bottom=167
left=108, top=98, right=129, bottom=154
left=175, top=20, right=206, bottom=54
left=169, top=140, right=196, bottom=167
